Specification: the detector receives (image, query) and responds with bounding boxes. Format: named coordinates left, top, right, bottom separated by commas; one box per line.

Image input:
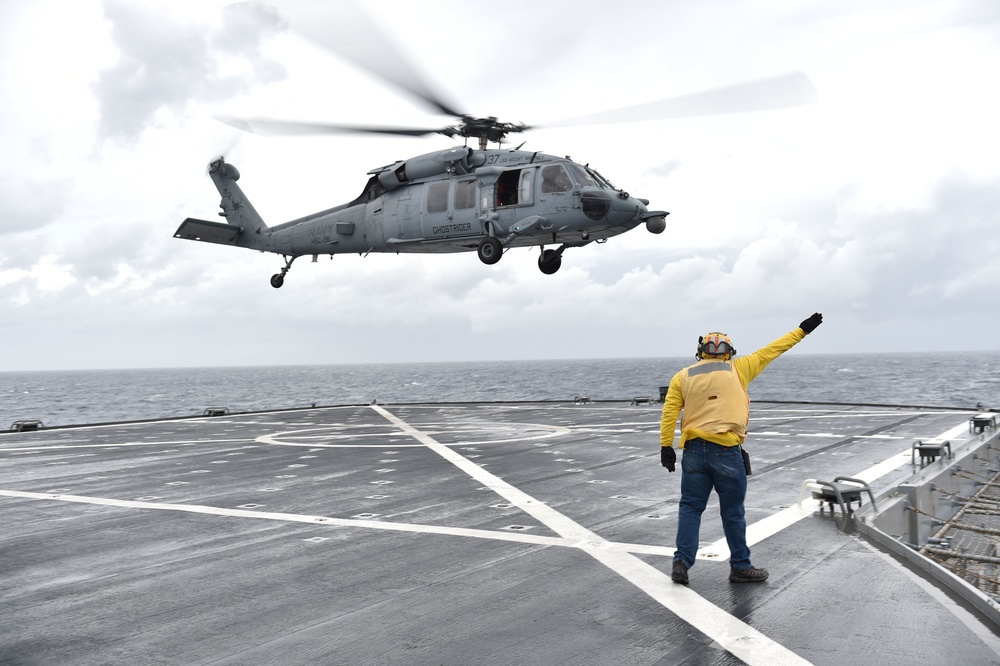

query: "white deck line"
left=370, top=404, right=812, bottom=666
left=696, top=420, right=974, bottom=561
left=8, top=406, right=972, bottom=665
left=0, top=489, right=576, bottom=548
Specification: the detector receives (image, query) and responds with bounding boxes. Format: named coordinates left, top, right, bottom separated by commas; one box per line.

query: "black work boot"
left=729, top=566, right=768, bottom=583
left=671, top=559, right=689, bottom=585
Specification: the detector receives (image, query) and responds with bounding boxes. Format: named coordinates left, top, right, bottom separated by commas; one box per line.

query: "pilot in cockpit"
left=541, top=165, right=572, bottom=193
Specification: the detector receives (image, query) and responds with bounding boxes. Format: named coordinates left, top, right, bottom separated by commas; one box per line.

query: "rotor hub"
left=441, top=116, right=530, bottom=148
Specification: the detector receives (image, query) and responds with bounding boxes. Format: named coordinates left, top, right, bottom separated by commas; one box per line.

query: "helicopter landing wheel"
left=477, top=237, right=503, bottom=265
left=271, top=255, right=298, bottom=288
left=538, top=249, right=562, bottom=275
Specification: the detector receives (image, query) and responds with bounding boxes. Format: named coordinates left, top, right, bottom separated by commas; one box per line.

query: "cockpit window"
left=566, top=163, right=597, bottom=188
left=541, top=165, right=572, bottom=193
left=589, top=168, right=615, bottom=189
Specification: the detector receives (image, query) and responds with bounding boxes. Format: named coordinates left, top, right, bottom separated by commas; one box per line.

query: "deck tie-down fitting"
left=800, top=476, right=877, bottom=515
left=912, top=438, right=952, bottom=466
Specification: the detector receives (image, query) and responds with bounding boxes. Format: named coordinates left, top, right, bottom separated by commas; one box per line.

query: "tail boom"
left=174, top=157, right=269, bottom=250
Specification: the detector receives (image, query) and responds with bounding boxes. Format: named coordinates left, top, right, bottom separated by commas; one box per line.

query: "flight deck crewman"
left=659, top=313, right=824, bottom=585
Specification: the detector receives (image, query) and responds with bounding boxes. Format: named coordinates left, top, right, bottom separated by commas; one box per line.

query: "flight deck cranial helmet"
left=697, top=332, right=736, bottom=360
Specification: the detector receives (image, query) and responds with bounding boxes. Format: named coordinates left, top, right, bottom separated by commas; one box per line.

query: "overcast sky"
left=1, top=0, right=998, bottom=371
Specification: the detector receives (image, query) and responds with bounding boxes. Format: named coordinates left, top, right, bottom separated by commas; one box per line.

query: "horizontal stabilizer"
left=174, top=218, right=242, bottom=245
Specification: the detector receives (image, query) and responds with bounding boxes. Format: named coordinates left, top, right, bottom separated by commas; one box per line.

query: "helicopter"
left=174, top=8, right=817, bottom=289
left=175, top=135, right=670, bottom=287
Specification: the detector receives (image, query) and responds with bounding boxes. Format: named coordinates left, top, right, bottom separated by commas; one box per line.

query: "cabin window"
left=454, top=180, right=476, bottom=210
left=426, top=182, right=450, bottom=213
left=518, top=169, right=534, bottom=205
left=541, top=165, right=572, bottom=193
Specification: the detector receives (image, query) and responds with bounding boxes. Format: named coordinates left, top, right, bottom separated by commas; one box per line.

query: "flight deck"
left=2, top=401, right=999, bottom=665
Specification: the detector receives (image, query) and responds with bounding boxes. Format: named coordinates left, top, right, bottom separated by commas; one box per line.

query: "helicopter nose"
left=607, top=190, right=647, bottom=221
left=581, top=189, right=612, bottom=221
left=613, top=189, right=645, bottom=208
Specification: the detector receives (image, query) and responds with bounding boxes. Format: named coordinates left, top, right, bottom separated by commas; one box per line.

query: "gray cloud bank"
left=93, top=1, right=287, bottom=142
left=3, top=168, right=996, bottom=370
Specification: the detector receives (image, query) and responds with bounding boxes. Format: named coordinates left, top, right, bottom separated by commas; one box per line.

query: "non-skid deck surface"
left=2, top=402, right=997, bottom=665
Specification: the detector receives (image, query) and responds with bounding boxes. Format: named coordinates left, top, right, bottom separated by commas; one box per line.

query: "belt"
left=686, top=437, right=729, bottom=447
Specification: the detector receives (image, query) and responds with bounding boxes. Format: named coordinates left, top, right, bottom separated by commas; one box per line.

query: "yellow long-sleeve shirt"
left=659, top=327, right=807, bottom=449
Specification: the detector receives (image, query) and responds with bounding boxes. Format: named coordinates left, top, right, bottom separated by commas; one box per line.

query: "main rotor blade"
left=542, top=71, right=818, bottom=128
left=216, top=116, right=443, bottom=138
left=287, top=1, right=464, bottom=118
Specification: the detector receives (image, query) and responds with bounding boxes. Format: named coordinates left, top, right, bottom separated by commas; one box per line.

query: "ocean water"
left=2, top=352, right=999, bottom=428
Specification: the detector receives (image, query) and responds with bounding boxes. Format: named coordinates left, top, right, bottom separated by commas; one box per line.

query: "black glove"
left=660, top=447, right=676, bottom=472
left=799, top=312, right=823, bottom=334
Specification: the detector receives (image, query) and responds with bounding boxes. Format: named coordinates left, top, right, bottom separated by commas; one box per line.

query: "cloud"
left=0, top=164, right=995, bottom=370
left=252, top=169, right=997, bottom=357
left=0, top=178, right=72, bottom=234
left=646, top=158, right=683, bottom=180
left=649, top=171, right=1000, bottom=329
left=93, top=0, right=287, bottom=142
left=0, top=254, right=76, bottom=293
left=3, top=1, right=1000, bottom=371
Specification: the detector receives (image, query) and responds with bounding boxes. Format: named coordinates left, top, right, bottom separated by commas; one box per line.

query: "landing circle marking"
left=256, top=421, right=570, bottom=447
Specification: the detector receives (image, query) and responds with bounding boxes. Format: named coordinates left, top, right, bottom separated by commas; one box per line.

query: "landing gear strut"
left=270, top=255, right=299, bottom=289
left=538, top=246, right=564, bottom=275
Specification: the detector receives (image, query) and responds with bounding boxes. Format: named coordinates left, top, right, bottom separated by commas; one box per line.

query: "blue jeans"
left=674, top=438, right=752, bottom=570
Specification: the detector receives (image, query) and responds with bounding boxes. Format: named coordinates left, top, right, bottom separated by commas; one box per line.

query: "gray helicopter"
left=175, top=135, right=669, bottom=287
left=175, top=10, right=816, bottom=288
